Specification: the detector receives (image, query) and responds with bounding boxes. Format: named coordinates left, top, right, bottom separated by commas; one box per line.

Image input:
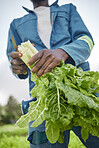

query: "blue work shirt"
left=7, top=0, right=94, bottom=114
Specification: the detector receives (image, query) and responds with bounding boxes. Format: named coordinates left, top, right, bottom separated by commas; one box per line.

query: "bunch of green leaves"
left=16, top=62, right=99, bottom=143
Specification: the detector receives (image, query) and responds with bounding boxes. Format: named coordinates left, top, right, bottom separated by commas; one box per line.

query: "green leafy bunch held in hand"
left=16, top=41, right=99, bottom=144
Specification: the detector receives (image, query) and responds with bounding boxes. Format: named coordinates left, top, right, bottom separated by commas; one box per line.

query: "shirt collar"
left=50, top=0, right=58, bottom=6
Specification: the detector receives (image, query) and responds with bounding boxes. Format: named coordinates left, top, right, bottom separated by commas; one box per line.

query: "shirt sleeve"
left=60, top=3, right=94, bottom=66
left=6, top=20, right=28, bottom=79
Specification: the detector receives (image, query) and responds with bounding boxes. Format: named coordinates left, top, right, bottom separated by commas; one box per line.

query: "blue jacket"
left=7, top=0, right=94, bottom=114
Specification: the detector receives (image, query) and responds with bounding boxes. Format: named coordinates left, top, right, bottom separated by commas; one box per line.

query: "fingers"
left=30, top=50, right=51, bottom=73
left=28, top=49, right=63, bottom=77
left=10, top=51, right=24, bottom=65
left=12, top=68, right=27, bottom=75
left=10, top=58, right=24, bottom=65
left=27, top=50, right=43, bottom=66
left=35, top=57, right=54, bottom=77
left=27, top=49, right=67, bottom=77
left=10, top=52, right=22, bottom=58
left=10, top=51, right=27, bottom=75
left=29, top=49, right=55, bottom=77
left=44, top=59, right=61, bottom=74
left=11, top=64, right=27, bottom=71
left=11, top=64, right=27, bottom=75
left=32, top=58, right=61, bottom=77
left=31, top=59, right=46, bottom=74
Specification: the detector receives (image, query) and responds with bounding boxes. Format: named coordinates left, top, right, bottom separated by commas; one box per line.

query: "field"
left=0, top=124, right=85, bottom=148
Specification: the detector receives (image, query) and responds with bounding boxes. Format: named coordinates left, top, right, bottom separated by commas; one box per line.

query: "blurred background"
left=0, top=0, right=98, bottom=147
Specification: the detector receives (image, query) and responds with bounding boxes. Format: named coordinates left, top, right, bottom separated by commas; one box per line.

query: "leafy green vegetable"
left=16, top=61, right=99, bottom=143
left=45, top=120, right=60, bottom=143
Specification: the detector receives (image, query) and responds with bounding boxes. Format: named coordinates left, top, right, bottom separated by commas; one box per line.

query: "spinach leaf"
left=16, top=62, right=99, bottom=143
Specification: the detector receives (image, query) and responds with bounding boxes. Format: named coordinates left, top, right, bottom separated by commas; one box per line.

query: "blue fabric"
left=72, top=126, right=99, bottom=148
left=28, top=125, right=99, bottom=148
left=21, top=97, right=37, bottom=115
left=29, top=129, right=70, bottom=148
left=6, top=0, right=94, bottom=92
left=6, top=0, right=98, bottom=147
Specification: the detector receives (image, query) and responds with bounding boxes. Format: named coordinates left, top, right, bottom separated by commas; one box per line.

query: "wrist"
left=57, top=48, right=69, bottom=62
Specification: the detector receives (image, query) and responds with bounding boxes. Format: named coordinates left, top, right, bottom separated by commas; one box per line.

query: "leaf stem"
left=57, top=88, right=61, bottom=113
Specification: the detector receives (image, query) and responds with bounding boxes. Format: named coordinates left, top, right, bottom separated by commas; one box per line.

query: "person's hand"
left=10, top=52, right=27, bottom=75
left=27, top=48, right=69, bottom=77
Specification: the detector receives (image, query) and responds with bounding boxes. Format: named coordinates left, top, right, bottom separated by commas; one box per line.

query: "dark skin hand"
left=10, top=48, right=69, bottom=76
left=27, top=48, right=69, bottom=77
left=10, top=52, right=27, bottom=75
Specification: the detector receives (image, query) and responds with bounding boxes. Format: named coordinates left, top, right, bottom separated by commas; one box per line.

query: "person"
left=6, top=0, right=99, bottom=147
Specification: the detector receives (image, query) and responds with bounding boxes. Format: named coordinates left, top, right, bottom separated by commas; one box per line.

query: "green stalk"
left=18, top=40, right=38, bottom=70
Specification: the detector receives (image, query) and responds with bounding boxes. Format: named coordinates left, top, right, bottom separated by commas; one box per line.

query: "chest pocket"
left=54, top=11, right=70, bottom=35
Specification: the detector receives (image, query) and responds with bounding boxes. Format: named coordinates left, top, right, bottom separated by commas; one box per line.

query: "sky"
left=0, top=0, right=99, bottom=105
